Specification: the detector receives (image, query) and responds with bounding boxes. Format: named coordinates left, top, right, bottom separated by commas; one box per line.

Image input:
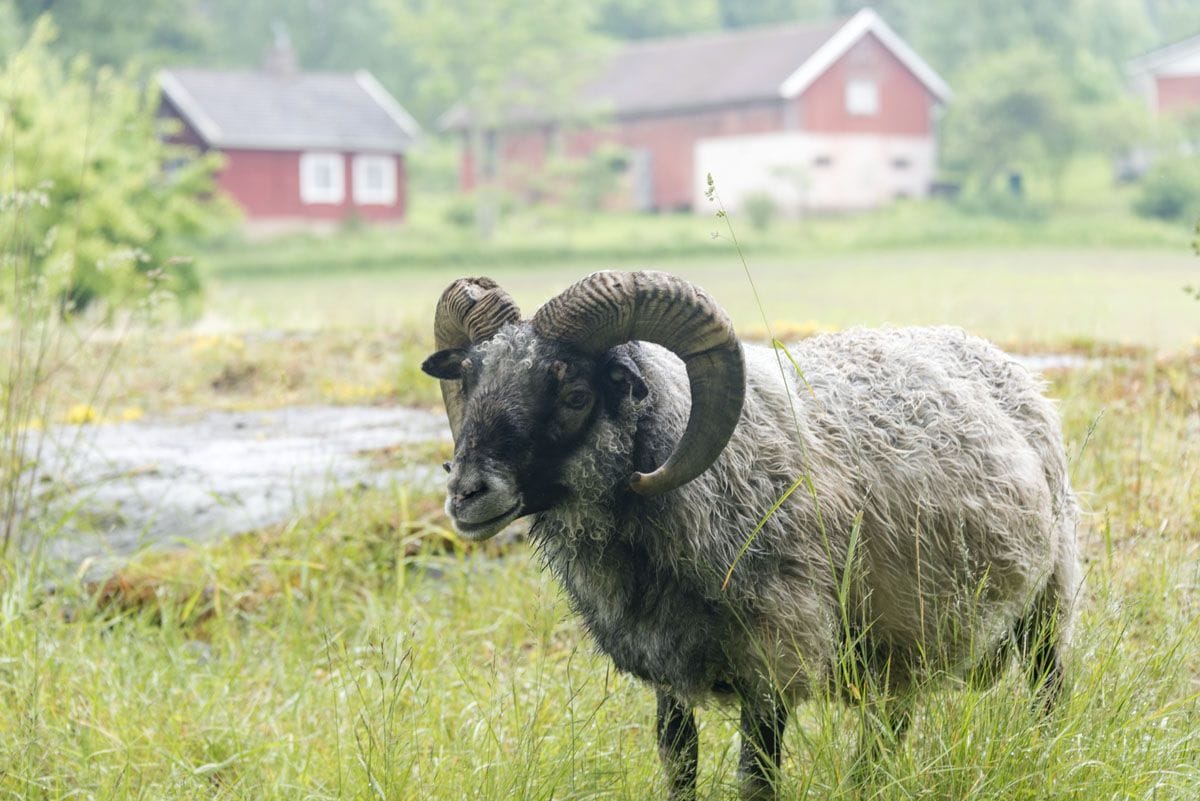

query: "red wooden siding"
left=575, top=103, right=785, bottom=210
left=798, top=33, right=935, bottom=135
left=217, top=150, right=406, bottom=222
left=160, top=101, right=406, bottom=222
left=470, top=101, right=785, bottom=210
left=461, top=30, right=938, bottom=212
left=1156, top=75, right=1200, bottom=114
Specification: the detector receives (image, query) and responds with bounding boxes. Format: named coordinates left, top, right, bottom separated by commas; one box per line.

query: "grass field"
left=198, top=173, right=1199, bottom=348
left=3, top=190, right=1199, bottom=798
left=0, top=354, right=1197, bottom=799
left=206, top=246, right=1198, bottom=349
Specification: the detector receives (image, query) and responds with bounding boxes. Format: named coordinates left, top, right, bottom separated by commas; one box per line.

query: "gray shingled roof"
left=159, top=68, right=420, bottom=152
left=588, top=18, right=846, bottom=114
left=441, top=18, right=847, bottom=129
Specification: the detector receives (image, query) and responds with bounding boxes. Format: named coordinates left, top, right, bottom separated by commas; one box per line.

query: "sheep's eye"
left=563, top=389, right=591, bottom=409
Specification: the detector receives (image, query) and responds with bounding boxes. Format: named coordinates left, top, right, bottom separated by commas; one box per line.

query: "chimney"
left=263, top=21, right=298, bottom=76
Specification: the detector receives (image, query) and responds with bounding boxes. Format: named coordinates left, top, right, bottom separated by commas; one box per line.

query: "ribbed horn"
left=433, top=277, right=521, bottom=441
left=532, top=270, right=744, bottom=496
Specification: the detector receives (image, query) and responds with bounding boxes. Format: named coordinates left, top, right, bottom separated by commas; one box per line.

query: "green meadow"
left=3, top=192, right=1199, bottom=799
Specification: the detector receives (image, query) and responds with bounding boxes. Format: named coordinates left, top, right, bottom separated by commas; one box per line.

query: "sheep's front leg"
left=656, top=690, right=698, bottom=801
left=738, top=694, right=788, bottom=800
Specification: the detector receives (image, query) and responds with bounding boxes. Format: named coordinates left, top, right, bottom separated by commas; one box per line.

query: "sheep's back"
left=770, top=327, right=1069, bottom=675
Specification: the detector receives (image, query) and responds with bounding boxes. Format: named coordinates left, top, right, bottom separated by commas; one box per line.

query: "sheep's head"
left=421, top=271, right=745, bottom=541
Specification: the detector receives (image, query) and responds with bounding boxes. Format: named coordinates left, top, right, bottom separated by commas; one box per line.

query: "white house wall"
left=694, top=132, right=937, bottom=213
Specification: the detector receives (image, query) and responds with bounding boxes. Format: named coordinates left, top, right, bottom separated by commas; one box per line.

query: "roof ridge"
left=1127, top=31, right=1200, bottom=71
left=615, top=15, right=851, bottom=54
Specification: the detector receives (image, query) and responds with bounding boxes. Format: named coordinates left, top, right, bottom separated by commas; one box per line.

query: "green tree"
left=0, top=1, right=21, bottom=57
left=941, top=44, right=1080, bottom=202
left=7, top=0, right=210, bottom=68
left=1144, top=0, right=1200, bottom=43
left=193, top=0, right=428, bottom=120
left=0, top=19, right=233, bottom=313
left=594, top=0, right=720, bottom=38
left=381, top=0, right=607, bottom=236
left=719, top=0, right=830, bottom=28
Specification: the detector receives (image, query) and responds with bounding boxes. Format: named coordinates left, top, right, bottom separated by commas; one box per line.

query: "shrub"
left=1132, top=157, right=1200, bottom=223
left=443, top=195, right=476, bottom=228
left=574, top=145, right=630, bottom=211
left=742, top=191, right=778, bottom=230
left=0, top=18, right=233, bottom=315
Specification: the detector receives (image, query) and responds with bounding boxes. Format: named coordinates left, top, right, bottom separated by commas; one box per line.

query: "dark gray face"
left=421, top=326, right=647, bottom=541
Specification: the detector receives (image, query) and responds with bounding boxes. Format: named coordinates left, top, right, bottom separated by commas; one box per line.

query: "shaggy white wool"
left=474, top=324, right=1081, bottom=701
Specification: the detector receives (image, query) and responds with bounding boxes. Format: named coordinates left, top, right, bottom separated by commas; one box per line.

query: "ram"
left=421, top=270, right=1081, bottom=800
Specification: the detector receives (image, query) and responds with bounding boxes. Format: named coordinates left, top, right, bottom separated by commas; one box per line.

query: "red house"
left=443, top=8, right=949, bottom=214
left=159, top=60, right=420, bottom=230
left=1128, top=33, right=1200, bottom=115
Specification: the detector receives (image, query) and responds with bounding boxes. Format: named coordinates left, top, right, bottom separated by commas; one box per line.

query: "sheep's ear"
left=601, top=350, right=648, bottom=403
left=421, top=348, right=468, bottom=380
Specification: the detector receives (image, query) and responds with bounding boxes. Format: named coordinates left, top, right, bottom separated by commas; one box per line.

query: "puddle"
left=29, top=405, right=450, bottom=563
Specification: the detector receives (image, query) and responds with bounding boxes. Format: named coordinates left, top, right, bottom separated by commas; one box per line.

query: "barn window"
left=845, top=78, right=880, bottom=116
left=352, top=154, right=398, bottom=205
left=299, top=153, right=345, bottom=204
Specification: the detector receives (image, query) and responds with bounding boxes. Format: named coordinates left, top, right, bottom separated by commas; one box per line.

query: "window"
left=891, top=156, right=912, bottom=170
left=845, top=78, right=880, bottom=116
left=299, top=153, right=345, bottom=204
left=352, top=154, right=398, bottom=205
left=813, top=155, right=833, bottom=168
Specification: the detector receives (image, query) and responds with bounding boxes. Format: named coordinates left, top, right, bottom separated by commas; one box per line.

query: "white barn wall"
left=694, top=132, right=936, bottom=214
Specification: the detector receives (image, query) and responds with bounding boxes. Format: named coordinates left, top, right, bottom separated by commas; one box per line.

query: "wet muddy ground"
left=32, top=405, right=448, bottom=563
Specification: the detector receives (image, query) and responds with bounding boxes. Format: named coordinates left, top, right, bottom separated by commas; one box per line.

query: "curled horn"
left=433, top=277, right=521, bottom=441
left=532, top=270, right=745, bottom=497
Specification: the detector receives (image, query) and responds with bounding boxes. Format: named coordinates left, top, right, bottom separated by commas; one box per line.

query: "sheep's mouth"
left=453, top=502, right=521, bottom=541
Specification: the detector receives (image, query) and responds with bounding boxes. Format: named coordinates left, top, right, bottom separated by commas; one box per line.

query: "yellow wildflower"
left=65, top=403, right=100, bottom=424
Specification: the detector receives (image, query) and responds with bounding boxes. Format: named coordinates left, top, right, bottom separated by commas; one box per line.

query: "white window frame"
left=299, top=152, right=345, bottom=204
left=351, top=154, right=398, bottom=205
left=845, top=78, right=880, bottom=116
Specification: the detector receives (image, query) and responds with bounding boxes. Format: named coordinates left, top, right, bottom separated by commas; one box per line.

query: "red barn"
left=442, top=9, right=949, bottom=214
left=1128, top=33, right=1200, bottom=115
left=159, top=64, right=420, bottom=230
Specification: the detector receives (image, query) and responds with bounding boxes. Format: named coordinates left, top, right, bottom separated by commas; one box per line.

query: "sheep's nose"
left=448, top=471, right=488, bottom=504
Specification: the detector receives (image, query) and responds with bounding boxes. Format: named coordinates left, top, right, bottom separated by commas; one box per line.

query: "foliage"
left=381, top=0, right=606, bottom=130
left=719, top=0, right=830, bottom=28
left=742, top=191, right=779, bottom=230
left=531, top=145, right=631, bottom=212
left=1132, top=157, right=1200, bottom=223
left=594, top=0, right=721, bottom=38
left=1, top=0, right=1197, bottom=137
left=381, top=0, right=608, bottom=236
left=442, top=195, right=476, bottom=229
left=941, top=45, right=1084, bottom=201
left=196, top=0, right=430, bottom=120
left=2, top=0, right=210, bottom=67
left=0, top=1, right=20, bottom=55
left=0, top=19, right=233, bottom=314
left=406, top=138, right=461, bottom=195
